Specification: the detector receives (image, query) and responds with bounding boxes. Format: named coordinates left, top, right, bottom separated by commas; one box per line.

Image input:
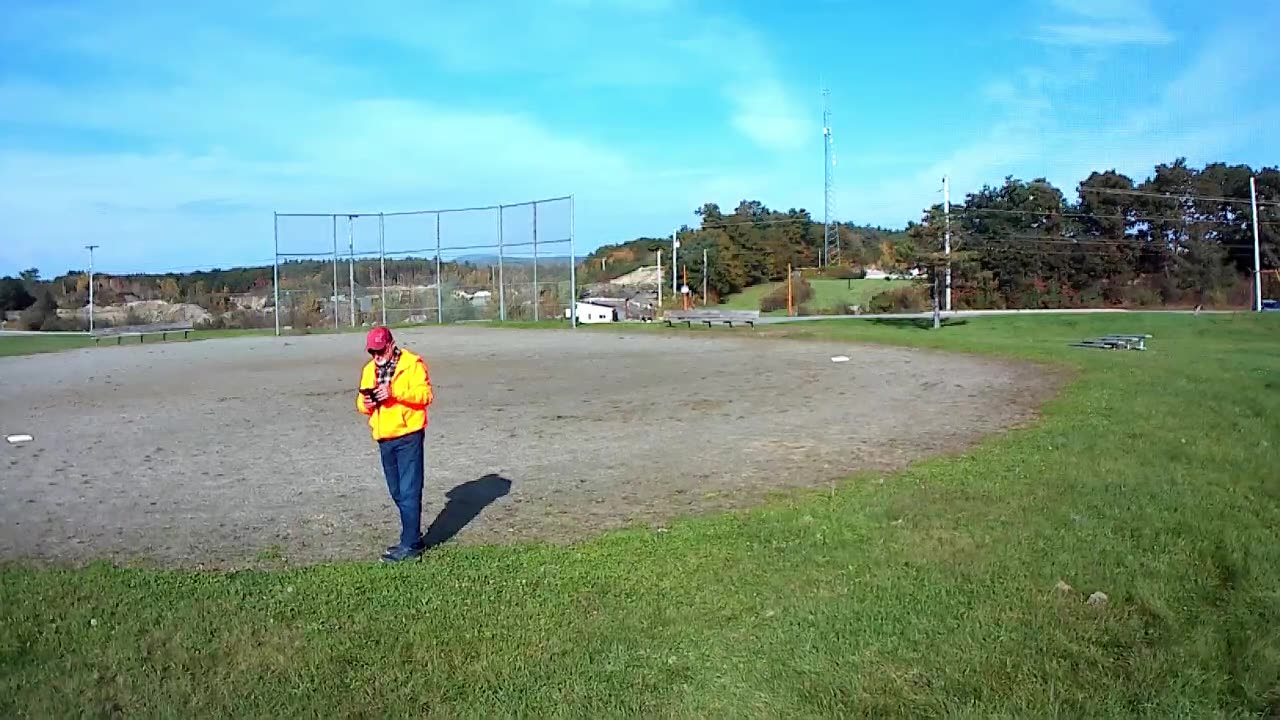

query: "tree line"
left=585, top=158, right=1278, bottom=311
left=5, top=156, right=1276, bottom=325
left=0, top=258, right=571, bottom=312
left=900, top=159, right=1280, bottom=309
left=584, top=203, right=906, bottom=301
left=0, top=255, right=575, bottom=331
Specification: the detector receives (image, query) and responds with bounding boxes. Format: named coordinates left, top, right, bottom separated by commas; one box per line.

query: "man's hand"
left=374, top=384, right=391, bottom=403
left=362, top=393, right=378, bottom=412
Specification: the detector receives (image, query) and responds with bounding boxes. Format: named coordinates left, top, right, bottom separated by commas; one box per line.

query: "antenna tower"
left=822, top=87, right=840, bottom=267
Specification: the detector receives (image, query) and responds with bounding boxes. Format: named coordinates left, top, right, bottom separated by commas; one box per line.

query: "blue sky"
left=1, top=0, right=1277, bottom=275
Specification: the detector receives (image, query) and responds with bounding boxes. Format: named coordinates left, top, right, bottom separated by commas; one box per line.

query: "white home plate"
left=6, top=434, right=34, bottom=445
left=830, top=355, right=850, bottom=363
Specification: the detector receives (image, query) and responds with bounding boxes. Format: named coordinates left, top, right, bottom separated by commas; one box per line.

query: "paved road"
left=755, top=308, right=1237, bottom=324
left=0, top=308, right=1248, bottom=338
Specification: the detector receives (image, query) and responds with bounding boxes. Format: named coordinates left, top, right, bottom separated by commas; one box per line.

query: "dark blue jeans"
left=378, top=429, right=425, bottom=549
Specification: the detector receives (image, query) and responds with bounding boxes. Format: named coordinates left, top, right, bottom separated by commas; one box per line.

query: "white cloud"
left=1037, top=0, right=1173, bottom=46
left=829, top=14, right=1277, bottom=224
left=1, top=2, right=801, bottom=272
left=726, top=81, right=810, bottom=152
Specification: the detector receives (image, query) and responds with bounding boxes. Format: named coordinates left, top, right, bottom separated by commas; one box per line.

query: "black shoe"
left=380, top=544, right=425, bottom=563
left=385, top=534, right=424, bottom=554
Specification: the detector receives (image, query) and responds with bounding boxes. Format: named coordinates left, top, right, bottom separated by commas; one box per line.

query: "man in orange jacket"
left=357, top=326, right=434, bottom=562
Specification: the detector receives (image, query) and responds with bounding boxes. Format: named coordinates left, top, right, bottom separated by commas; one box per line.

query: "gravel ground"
left=0, top=327, right=1057, bottom=568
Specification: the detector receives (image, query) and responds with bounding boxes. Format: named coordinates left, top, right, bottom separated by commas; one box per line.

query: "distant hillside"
left=580, top=237, right=670, bottom=285
left=580, top=205, right=908, bottom=295
left=452, top=254, right=572, bottom=266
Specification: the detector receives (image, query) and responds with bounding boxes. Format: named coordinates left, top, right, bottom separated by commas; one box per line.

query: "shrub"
left=811, top=301, right=851, bottom=316
left=20, top=289, right=59, bottom=330
left=1123, top=285, right=1163, bottom=308
left=1077, top=286, right=1105, bottom=308
left=38, top=314, right=81, bottom=332
left=760, top=278, right=813, bottom=312
left=0, top=277, right=35, bottom=313
left=1101, top=282, right=1128, bottom=306
left=867, top=284, right=930, bottom=313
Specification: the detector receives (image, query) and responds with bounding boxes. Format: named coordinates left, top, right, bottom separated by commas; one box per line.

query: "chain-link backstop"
left=272, top=196, right=576, bottom=333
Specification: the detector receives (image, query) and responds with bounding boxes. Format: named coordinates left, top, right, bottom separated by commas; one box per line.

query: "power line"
left=1079, top=186, right=1280, bottom=207
left=697, top=217, right=817, bottom=230
left=952, top=246, right=1275, bottom=260
left=958, top=235, right=1262, bottom=249
left=953, top=206, right=1280, bottom=228
left=92, top=259, right=280, bottom=275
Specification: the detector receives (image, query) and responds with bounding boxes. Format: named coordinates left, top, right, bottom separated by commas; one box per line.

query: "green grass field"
left=3, top=313, right=1280, bottom=717
left=0, top=333, right=93, bottom=357
left=0, top=328, right=281, bottom=357
left=718, top=278, right=913, bottom=314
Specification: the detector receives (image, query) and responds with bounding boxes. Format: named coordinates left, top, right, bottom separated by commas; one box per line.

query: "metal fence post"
left=532, top=201, right=539, bottom=322
left=331, top=215, right=339, bottom=330
left=347, top=215, right=356, bottom=327
left=379, top=212, right=387, bottom=326
left=272, top=212, right=280, bottom=336
left=497, top=205, right=506, bottom=322
left=569, top=194, right=577, bottom=328
left=435, top=212, right=444, bottom=324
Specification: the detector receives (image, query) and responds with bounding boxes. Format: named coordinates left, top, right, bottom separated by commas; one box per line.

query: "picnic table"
left=92, top=321, right=194, bottom=345
left=663, top=309, right=760, bottom=329
left=1070, top=333, right=1151, bottom=351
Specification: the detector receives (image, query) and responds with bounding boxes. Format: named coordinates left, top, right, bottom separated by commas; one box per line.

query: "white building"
left=863, top=266, right=922, bottom=280
left=565, top=301, right=617, bottom=324
left=452, top=289, right=493, bottom=306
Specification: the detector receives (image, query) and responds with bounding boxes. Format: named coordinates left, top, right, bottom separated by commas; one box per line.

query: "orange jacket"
left=356, top=348, right=433, bottom=441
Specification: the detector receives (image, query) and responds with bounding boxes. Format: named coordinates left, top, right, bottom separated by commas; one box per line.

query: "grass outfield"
left=0, top=324, right=461, bottom=357
left=718, top=278, right=912, bottom=314
left=0, top=328, right=281, bottom=357
left=0, top=333, right=93, bottom=357
left=3, top=314, right=1280, bottom=716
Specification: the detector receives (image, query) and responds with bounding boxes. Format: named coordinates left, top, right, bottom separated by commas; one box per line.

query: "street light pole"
left=85, top=244, right=99, bottom=333
left=1251, top=176, right=1263, bottom=312
left=943, top=175, right=952, bottom=313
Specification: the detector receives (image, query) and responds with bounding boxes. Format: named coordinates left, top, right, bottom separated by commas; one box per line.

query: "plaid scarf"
left=375, top=347, right=402, bottom=387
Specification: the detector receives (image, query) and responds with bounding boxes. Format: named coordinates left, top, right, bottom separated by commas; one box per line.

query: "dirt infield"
left=0, top=327, right=1056, bottom=567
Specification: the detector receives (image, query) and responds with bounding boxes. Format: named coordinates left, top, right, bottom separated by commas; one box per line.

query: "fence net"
left=274, top=196, right=574, bottom=331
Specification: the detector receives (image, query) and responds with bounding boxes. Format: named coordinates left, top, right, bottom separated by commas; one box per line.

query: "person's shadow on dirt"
left=422, top=474, right=513, bottom=548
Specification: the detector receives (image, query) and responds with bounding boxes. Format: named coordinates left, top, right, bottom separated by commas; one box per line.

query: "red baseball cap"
left=366, top=326, right=394, bottom=351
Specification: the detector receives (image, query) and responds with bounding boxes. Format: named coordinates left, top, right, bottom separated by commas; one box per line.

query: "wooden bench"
left=92, top=321, right=195, bottom=345
left=663, top=309, right=760, bottom=329
left=1071, top=333, right=1151, bottom=351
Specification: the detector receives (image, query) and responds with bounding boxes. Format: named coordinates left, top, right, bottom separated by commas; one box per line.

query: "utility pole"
left=787, top=264, right=794, bottom=316
left=932, top=263, right=942, bottom=330
left=943, top=175, right=952, bottom=313
left=822, top=87, right=840, bottom=268
left=85, top=245, right=99, bottom=333
left=1251, top=176, right=1263, bottom=312
left=702, top=247, right=708, bottom=305
left=656, top=249, right=663, bottom=310
left=672, top=229, right=679, bottom=297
